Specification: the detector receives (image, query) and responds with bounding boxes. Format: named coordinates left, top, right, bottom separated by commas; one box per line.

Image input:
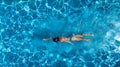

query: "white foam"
left=106, top=31, right=111, bottom=38
left=114, top=46, right=120, bottom=53
left=114, top=34, right=120, bottom=41
left=105, top=30, right=115, bottom=38
left=115, top=22, right=120, bottom=28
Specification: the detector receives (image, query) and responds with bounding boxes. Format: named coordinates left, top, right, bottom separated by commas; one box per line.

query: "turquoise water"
left=0, top=0, right=120, bottom=67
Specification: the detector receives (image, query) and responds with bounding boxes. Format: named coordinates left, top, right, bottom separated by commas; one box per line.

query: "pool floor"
left=0, top=0, right=120, bottom=67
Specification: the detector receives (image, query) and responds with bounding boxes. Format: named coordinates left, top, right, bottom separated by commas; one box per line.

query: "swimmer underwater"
left=43, top=34, right=94, bottom=45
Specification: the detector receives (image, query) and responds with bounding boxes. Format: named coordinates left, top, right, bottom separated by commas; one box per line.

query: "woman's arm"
left=65, top=41, right=74, bottom=45
left=43, top=38, right=52, bottom=40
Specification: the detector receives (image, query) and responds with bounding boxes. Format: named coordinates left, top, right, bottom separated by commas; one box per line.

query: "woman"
left=43, top=34, right=94, bottom=45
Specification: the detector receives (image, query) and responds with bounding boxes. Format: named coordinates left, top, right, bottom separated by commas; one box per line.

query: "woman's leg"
left=72, top=37, right=90, bottom=41
left=72, top=34, right=94, bottom=37
left=80, top=38, right=91, bottom=41
left=81, top=34, right=94, bottom=36
left=73, top=34, right=94, bottom=37
left=43, top=38, right=51, bottom=40
left=72, top=34, right=83, bottom=37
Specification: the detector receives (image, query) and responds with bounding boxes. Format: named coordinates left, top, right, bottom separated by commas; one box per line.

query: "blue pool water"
left=0, top=0, right=120, bottom=67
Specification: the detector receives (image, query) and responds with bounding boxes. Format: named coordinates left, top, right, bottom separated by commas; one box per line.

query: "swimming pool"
left=0, top=0, right=120, bottom=67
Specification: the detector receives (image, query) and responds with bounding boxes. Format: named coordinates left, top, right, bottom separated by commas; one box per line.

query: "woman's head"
left=53, top=37, right=60, bottom=42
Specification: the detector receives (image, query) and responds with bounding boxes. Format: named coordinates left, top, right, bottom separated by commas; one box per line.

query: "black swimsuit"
left=52, top=37, right=60, bottom=42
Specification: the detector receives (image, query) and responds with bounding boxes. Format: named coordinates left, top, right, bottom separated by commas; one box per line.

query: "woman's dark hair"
left=52, top=37, right=60, bottom=42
